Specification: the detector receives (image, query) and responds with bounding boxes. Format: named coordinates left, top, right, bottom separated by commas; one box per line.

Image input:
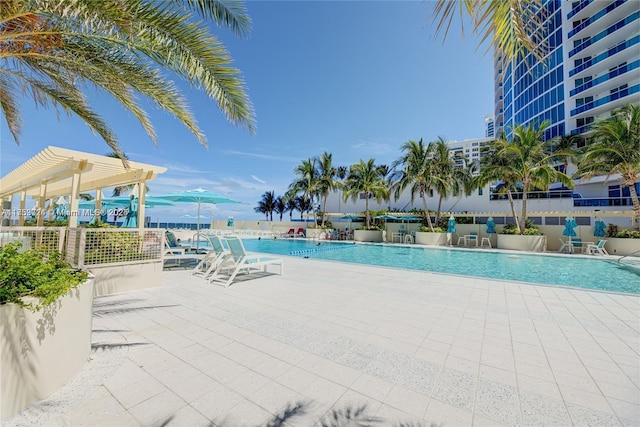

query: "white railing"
left=0, top=226, right=163, bottom=268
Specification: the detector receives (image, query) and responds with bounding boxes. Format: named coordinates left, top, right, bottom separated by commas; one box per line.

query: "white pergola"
left=0, top=146, right=167, bottom=227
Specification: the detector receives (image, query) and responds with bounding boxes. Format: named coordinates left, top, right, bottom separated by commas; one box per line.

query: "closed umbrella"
left=447, top=216, right=457, bottom=233
left=121, top=195, right=138, bottom=227
left=594, top=218, right=606, bottom=237
left=562, top=216, right=577, bottom=237
left=486, top=217, right=496, bottom=234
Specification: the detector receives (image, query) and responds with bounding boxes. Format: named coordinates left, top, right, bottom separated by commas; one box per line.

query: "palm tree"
left=484, top=122, right=575, bottom=233
left=256, top=191, right=276, bottom=221
left=105, top=152, right=150, bottom=196
left=432, top=0, right=548, bottom=63
left=295, top=196, right=312, bottom=221
left=1, top=0, right=255, bottom=158
left=476, top=134, right=523, bottom=232
left=273, top=196, right=286, bottom=221
left=389, top=138, right=446, bottom=231
left=431, top=136, right=470, bottom=224
left=254, top=201, right=268, bottom=220
left=335, top=166, right=348, bottom=214
left=577, top=104, right=640, bottom=230
left=288, top=158, right=319, bottom=226
left=316, top=152, right=338, bottom=227
left=343, top=159, right=389, bottom=229
left=285, top=196, right=298, bottom=221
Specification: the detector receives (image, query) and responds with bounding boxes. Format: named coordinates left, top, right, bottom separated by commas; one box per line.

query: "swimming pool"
left=242, top=239, right=640, bottom=294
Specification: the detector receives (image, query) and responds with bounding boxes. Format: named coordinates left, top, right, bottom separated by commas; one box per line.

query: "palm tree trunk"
left=627, top=180, right=640, bottom=231
left=421, top=194, right=434, bottom=231
left=365, top=194, right=370, bottom=228
left=321, top=194, right=328, bottom=227
left=506, top=190, right=520, bottom=234
left=520, top=190, right=529, bottom=234
left=436, top=195, right=444, bottom=225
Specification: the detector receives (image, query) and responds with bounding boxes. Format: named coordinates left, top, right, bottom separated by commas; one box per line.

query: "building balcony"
left=568, top=11, right=639, bottom=58
left=570, top=59, right=640, bottom=96
left=567, top=0, right=594, bottom=20
left=567, top=0, right=627, bottom=39
left=569, top=35, right=639, bottom=77
left=570, top=83, right=640, bottom=116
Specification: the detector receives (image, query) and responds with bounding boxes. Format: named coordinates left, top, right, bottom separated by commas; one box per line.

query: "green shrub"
left=501, top=220, right=542, bottom=235
left=0, top=243, right=88, bottom=310
left=615, top=229, right=640, bottom=239
left=419, top=226, right=445, bottom=232
left=83, top=231, right=145, bottom=264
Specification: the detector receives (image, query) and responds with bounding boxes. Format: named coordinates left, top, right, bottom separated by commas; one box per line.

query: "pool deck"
left=6, top=257, right=639, bottom=426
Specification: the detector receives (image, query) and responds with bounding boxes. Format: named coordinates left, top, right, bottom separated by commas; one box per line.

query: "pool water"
left=242, top=239, right=640, bottom=294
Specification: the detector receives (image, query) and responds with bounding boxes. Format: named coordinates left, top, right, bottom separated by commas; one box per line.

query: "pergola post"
left=18, top=191, right=26, bottom=226
left=36, top=182, right=47, bottom=227
left=68, top=172, right=82, bottom=228
left=94, top=188, right=103, bottom=224
left=137, top=180, right=146, bottom=229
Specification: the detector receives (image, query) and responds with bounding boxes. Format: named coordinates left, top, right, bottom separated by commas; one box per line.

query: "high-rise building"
left=495, top=0, right=639, bottom=141
left=484, top=116, right=495, bottom=138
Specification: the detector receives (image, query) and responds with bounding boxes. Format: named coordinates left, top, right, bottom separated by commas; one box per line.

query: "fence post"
left=78, top=228, right=87, bottom=269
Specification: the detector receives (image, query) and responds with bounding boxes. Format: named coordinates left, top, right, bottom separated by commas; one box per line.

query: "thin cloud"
left=223, top=150, right=300, bottom=162
left=251, top=175, right=266, bottom=184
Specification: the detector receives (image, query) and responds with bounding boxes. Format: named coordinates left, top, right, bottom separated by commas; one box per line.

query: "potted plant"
left=415, top=226, right=449, bottom=246
left=0, top=243, right=93, bottom=420
left=605, top=229, right=640, bottom=256
left=497, top=221, right=547, bottom=252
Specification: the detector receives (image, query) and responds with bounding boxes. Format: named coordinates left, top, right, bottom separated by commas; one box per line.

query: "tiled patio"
left=7, top=257, right=640, bottom=426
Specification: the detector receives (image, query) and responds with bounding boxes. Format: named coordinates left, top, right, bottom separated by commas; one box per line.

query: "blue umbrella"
left=104, top=196, right=175, bottom=208
left=156, top=188, right=239, bottom=241
left=121, top=195, right=138, bottom=227
left=447, top=216, right=457, bottom=233
left=486, top=217, right=496, bottom=234
left=594, top=219, right=607, bottom=237
left=562, top=216, right=577, bottom=237
left=373, top=214, right=400, bottom=220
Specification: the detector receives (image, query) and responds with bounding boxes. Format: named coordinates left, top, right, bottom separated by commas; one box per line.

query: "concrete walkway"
left=6, top=257, right=639, bottom=426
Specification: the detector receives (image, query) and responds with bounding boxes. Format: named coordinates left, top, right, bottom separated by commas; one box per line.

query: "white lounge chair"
left=192, top=235, right=231, bottom=279
left=587, top=240, right=609, bottom=256
left=209, top=236, right=283, bottom=287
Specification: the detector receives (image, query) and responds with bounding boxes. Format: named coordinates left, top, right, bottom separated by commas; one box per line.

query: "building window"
left=575, top=76, right=592, bottom=87
left=611, top=84, right=628, bottom=95
left=576, top=96, right=593, bottom=107
left=576, top=117, right=594, bottom=127
left=478, top=188, right=483, bottom=196
left=574, top=56, right=591, bottom=68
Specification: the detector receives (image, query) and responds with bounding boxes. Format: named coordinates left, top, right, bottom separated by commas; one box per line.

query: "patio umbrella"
left=447, top=216, right=457, bottom=233
left=562, top=216, right=577, bottom=237
left=594, top=218, right=607, bottom=237
left=103, top=196, right=175, bottom=208
left=54, top=196, right=68, bottom=221
left=340, top=214, right=364, bottom=231
left=486, top=217, right=496, bottom=234
left=373, top=214, right=399, bottom=232
left=155, top=188, right=240, bottom=245
left=121, top=195, right=138, bottom=227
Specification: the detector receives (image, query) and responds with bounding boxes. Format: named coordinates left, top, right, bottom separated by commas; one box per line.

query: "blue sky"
left=0, top=1, right=494, bottom=222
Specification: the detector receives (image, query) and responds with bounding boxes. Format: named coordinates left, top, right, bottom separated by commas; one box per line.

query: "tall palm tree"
left=256, top=191, right=276, bottom=221
left=273, top=196, right=286, bottom=221
left=577, top=104, right=640, bottom=230
left=316, top=152, right=338, bottom=227
left=335, top=165, right=348, bottom=214
left=343, top=159, right=389, bottom=229
left=253, top=200, right=268, bottom=220
left=288, top=158, right=319, bottom=226
left=486, top=122, right=574, bottom=233
left=389, top=138, right=446, bottom=231
left=476, top=134, right=522, bottom=232
left=1, top=0, right=255, bottom=158
left=432, top=0, right=548, bottom=63
left=295, top=195, right=312, bottom=221
left=431, top=136, right=470, bottom=224
left=285, top=196, right=298, bottom=221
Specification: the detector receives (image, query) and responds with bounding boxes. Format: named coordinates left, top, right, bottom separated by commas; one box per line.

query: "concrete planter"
left=91, top=261, right=162, bottom=297
left=1, top=278, right=95, bottom=421
left=415, top=232, right=448, bottom=246
left=497, top=234, right=547, bottom=252
left=305, top=228, right=329, bottom=239
left=353, top=229, right=383, bottom=243
left=604, top=238, right=640, bottom=256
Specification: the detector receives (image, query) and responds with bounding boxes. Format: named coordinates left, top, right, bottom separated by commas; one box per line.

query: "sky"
left=0, top=1, right=494, bottom=222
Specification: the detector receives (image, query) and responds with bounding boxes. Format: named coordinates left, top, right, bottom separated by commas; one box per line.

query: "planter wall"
left=91, top=261, right=162, bottom=297
left=497, top=234, right=547, bottom=252
left=353, top=229, right=383, bottom=243
left=1, top=278, right=95, bottom=421
left=604, top=238, right=640, bottom=256
left=415, top=232, right=449, bottom=246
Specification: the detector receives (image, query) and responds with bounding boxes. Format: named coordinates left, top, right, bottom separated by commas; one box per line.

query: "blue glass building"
left=495, top=0, right=640, bottom=140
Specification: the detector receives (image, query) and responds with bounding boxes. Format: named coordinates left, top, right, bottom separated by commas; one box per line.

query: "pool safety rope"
left=290, top=244, right=357, bottom=256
